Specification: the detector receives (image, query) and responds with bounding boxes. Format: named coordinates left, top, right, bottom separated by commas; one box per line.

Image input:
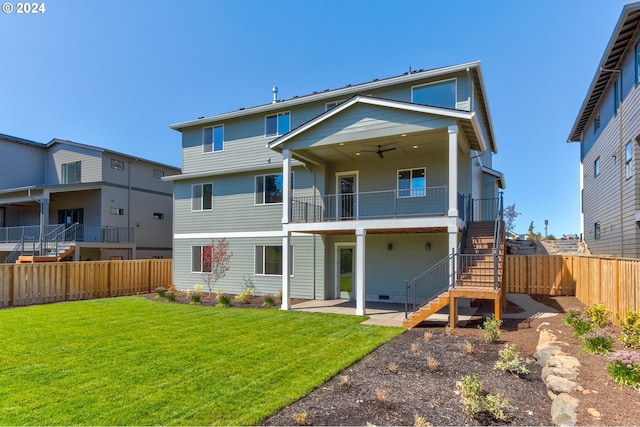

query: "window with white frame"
left=111, top=159, right=125, bottom=170
left=255, top=173, right=293, bottom=204
left=265, top=112, right=290, bottom=137
left=192, top=183, right=213, bottom=211
left=203, top=125, right=224, bottom=153
left=110, top=207, right=124, bottom=216
left=192, top=245, right=212, bottom=273
left=61, top=161, right=81, bottom=184
left=412, top=79, right=456, bottom=109
left=397, top=168, right=426, bottom=197
left=594, top=158, right=601, bottom=177
left=254, top=245, right=293, bottom=276
left=626, top=141, right=633, bottom=179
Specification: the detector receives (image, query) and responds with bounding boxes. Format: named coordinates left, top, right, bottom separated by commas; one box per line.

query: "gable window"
left=204, top=125, right=224, bottom=153
left=626, top=141, right=633, bottom=179
left=265, top=112, right=290, bottom=137
left=594, top=158, right=601, bottom=177
left=254, top=245, right=293, bottom=276
left=255, top=173, right=293, bottom=205
left=61, top=161, right=81, bottom=184
left=111, top=159, right=125, bottom=170
left=397, top=168, right=426, bottom=197
left=110, top=207, right=124, bottom=216
left=192, top=245, right=212, bottom=273
left=412, top=79, right=456, bottom=109
left=594, top=222, right=601, bottom=240
left=192, top=183, right=213, bottom=211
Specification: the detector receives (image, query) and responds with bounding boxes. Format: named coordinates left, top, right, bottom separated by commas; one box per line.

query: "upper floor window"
left=594, top=222, right=601, bottom=240
left=61, top=161, right=81, bottom=184
left=626, top=141, right=633, bottom=179
left=594, top=158, right=601, bottom=177
left=397, top=168, right=426, bottom=198
left=255, top=173, right=293, bottom=204
left=265, top=112, right=290, bottom=137
left=593, top=112, right=600, bottom=133
left=111, top=159, right=124, bottom=171
left=192, top=183, right=213, bottom=211
left=153, top=169, right=165, bottom=179
left=412, top=79, right=456, bottom=109
left=204, top=125, right=224, bottom=153
left=110, top=207, right=124, bottom=216
left=153, top=212, right=165, bottom=220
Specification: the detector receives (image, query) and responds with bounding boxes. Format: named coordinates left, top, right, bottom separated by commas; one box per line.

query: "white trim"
left=411, top=78, right=457, bottom=107
left=336, top=170, right=359, bottom=220
left=334, top=242, right=356, bottom=299
left=283, top=216, right=463, bottom=234
left=175, top=230, right=296, bottom=239
left=162, top=161, right=304, bottom=182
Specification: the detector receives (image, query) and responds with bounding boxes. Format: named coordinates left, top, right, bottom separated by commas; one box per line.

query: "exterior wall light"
left=387, top=243, right=393, bottom=251
left=425, top=243, right=431, bottom=251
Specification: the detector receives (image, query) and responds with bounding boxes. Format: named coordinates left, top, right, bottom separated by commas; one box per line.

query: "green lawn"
left=0, top=297, right=403, bottom=426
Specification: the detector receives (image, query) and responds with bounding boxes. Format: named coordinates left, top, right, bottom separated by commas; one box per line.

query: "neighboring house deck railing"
left=291, top=186, right=449, bottom=223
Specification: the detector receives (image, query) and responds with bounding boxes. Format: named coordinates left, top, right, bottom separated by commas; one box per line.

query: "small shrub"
left=463, top=340, right=475, bottom=354
left=456, top=373, right=513, bottom=422
left=564, top=308, right=592, bottom=338
left=607, top=350, right=640, bottom=390
left=427, top=357, right=439, bottom=373
left=263, top=295, right=276, bottom=307
left=388, top=361, right=398, bottom=373
left=165, top=291, right=176, bottom=302
left=586, top=302, right=612, bottom=328
left=423, top=331, right=433, bottom=341
left=414, top=415, right=431, bottom=427
left=375, top=388, right=387, bottom=404
left=293, top=411, right=308, bottom=426
left=154, top=287, right=167, bottom=298
left=411, top=342, right=419, bottom=354
left=340, top=375, right=351, bottom=387
left=190, top=293, right=202, bottom=304
left=218, top=295, right=230, bottom=307
left=494, top=343, right=532, bottom=377
left=479, top=315, right=501, bottom=343
left=194, top=284, right=203, bottom=293
left=619, top=310, right=640, bottom=348
left=235, top=287, right=254, bottom=303
left=583, top=327, right=614, bottom=355
left=214, top=289, right=224, bottom=300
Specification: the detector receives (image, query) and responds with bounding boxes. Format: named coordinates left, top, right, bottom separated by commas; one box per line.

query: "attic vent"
left=378, top=295, right=390, bottom=301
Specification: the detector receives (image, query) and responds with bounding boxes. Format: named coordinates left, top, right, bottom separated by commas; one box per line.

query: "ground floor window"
left=255, top=245, right=293, bottom=276
left=192, top=245, right=212, bottom=273
left=594, top=222, right=601, bottom=240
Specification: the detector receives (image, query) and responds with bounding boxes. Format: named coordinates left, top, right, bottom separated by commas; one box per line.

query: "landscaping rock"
left=551, top=393, right=580, bottom=427
left=542, top=366, right=579, bottom=382
left=548, top=355, right=581, bottom=370
left=546, top=374, right=579, bottom=394
left=534, top=345, right=561, bottom=366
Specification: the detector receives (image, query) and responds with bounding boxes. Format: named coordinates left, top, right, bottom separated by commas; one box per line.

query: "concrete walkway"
left=291, top=293, right=559, bottom=327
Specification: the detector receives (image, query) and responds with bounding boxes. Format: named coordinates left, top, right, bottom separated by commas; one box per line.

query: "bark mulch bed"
left=144, top=292, right=640, bottom=426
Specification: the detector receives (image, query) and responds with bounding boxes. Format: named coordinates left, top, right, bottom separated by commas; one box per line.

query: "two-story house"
left=0, top=134, right=180, bottom=262
left=568, top=2, right=640, bottom=258
left=167, top=61, right=505, bottom=321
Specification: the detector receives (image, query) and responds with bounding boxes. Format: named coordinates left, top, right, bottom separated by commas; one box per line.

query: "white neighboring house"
left=0, top=134, right=180, bottom=262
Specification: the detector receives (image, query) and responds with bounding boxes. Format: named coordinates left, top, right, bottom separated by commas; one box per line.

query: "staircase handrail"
left=405, top=253, right=453, bottom=319
left=492, top=193, right=504, bottom=290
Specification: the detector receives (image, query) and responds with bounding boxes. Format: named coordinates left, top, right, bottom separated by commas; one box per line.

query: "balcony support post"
left=282, top=149, right=292, bottom=225
left=281, top=231, right=291, bottom=311
left=448, top=126, right=459, bottom=218
left=355, top=228, right=366, bottom=316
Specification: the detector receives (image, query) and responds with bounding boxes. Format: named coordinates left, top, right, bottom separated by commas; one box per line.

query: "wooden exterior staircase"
left=403, top=221, right=505, bottom=328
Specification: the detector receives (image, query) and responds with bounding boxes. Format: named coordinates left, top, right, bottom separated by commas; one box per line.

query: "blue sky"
left=0, top=0, right=630, bottom=236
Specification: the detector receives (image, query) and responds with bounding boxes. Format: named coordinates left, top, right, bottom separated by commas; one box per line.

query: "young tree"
left=528, top=221, right=535, bottom=236
left=201, top=238, right=233, bottom=299
left=504, top=203, right=520, bottom=233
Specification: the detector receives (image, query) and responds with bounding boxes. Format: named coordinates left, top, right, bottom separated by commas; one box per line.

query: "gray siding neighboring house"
left=166, top=61, right=504, bottom=314
left=0, top=134, right=180, bottom=262
left=568, top=2, right=640, bottom=257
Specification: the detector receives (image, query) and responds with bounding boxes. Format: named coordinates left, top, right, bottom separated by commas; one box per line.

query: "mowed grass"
left=0, top=297, right=403, bottom=426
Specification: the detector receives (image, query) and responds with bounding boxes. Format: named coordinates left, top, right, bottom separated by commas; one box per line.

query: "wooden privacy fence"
left=505, top=255, right=640, bottom=320
left=0, top=259, right=172, bottom=308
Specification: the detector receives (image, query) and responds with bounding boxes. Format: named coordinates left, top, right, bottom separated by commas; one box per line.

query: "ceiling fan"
left=362, top=144, right=397, bottom=158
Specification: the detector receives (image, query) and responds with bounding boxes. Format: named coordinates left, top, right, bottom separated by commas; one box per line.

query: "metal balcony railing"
left=291, top=186, right=448, bottom=223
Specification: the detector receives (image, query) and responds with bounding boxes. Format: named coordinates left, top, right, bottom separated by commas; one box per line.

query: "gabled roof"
left=0, top=133, right=45, bottom=147
left=267, top=95, right=489, bottom=153
left=169, top=61, right=497, bottom=152
left=568, top=2, right=640, bottom=142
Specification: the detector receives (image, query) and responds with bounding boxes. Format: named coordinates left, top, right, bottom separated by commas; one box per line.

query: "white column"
left=355, top=228, right=366, bottom=316
left=448, top=225, right=458, bottom=287
left=448, top=126, right=459, bottom=217
left=282, top=149, right=292, bottom=224
left=281, top=232, right=291, bottom=310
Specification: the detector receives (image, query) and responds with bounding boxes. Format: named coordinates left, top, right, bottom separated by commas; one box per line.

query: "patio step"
left=402, top=291, right=450, bottom=328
